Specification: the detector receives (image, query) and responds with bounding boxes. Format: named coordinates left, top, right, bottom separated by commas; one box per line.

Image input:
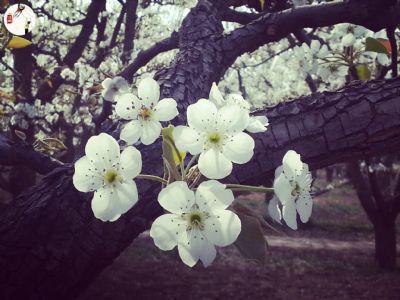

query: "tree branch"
left=121, top=0, right=139, bottom=64
left=0, top=134, right=63, bottom=174
left=222, top=0, right=400, bottom=63
left=119, top=32, right=179, bottom=82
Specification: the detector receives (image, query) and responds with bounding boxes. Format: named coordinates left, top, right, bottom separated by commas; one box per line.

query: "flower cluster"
left=268, top=150, right=313, bottom=230
left=73, top=79, right=313, bottom=267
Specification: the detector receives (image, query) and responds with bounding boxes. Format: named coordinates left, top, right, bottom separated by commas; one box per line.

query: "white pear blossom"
left=173, top=99, right=254, bottom=179
left=209, top=83, right=269, bottom=133
left=267, top=195, right=282, bottom=224
left=115, top=78, right=179, bottom=145
left=272, top=150, right=313, bottom=230
left=73, top=133, right=142, bottom=222
left=60, top=68, right=76, bottom=81
left=101, top=76, right=130, bottom=102
left=150, top=180, right=241, bottom=267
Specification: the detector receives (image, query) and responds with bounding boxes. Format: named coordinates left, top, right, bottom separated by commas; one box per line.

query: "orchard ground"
left=77, top=171, right=400, bottom=300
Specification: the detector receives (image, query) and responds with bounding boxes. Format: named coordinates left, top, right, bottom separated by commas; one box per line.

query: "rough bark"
left=2, top=76, right=400, bottom=299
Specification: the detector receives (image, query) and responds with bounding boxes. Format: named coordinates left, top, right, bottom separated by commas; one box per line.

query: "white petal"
left=209, top=82, right=225, bottom=108
left=177, top=231, right=198, bottom=267
left=273, top=173, right=293, bottom=204
left=72, top=156, right=103, bottom=192
left=198, top=148, right=232, bottom=179
left=102, top=78, right=112, bottom=89
left=296, top=193, right=313, bottom=223
left=85, top=133, right=120, bottom=170
left=153, top=98, right=179, bottom=122
left=268, top=196, right=282, bottom=224
left=173, top=126, right=204, bottom=155
left=102, top=89, right=115, bottom=102
left=222, top=132, right=255, bottom=164
left=274, top=165, right=283, bottom=178
left=204, top=210, right=241, bottom=247
left=91, top=187, right=119, bottom=222
left=377, top=53, right=390, bottom=66
left=188, top=230, right=217, bottom=267
left=187, top=99, right=217, bottom=132
left=282, top=150, right=303, bottom=179
left=109, top=213, right=122, bottom=222
left=225, top=94, right=250, bottom=110
left=246, top=116, right=269, bottom=133
left=196, top=180, right=234, bottom=211
left=297, top=169, right=312, bottom=190
left=141, top=120, right=162, bottom=145
left=120, top=146, right=142, bottom=179
left=282, top=200, right=298, bottom=230
left=138, top=77, right=160, bottom=106
left=114, top=76, right=129, bottom=92
left=115, top=93, right=140, bottom=120
left=114, top=181, right=139, bottom=214
left=150, top=213, right=186, bottom=250
left=158, top=181, right=195, bottom=214
left=120, top=120, right=142, bottom=145
left=342, top=33, right=355, bottom=47
left=310, top=39, right=321, bottom=53
left=216, top=104, right=249, bottom=134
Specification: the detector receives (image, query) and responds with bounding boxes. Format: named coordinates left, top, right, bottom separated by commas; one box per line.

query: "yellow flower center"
left=139, top=107, right=152, bottom=120
left=182, top=208, right=208, bottom=231
left=208, top=132, right=221, bottom=144
left=292, top=182, right=301, bottom=197
left=104, top=169, right=122, bottom=184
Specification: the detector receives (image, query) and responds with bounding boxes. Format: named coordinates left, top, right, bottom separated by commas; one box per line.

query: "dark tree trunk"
left=374, top=216, right=397, bottom=270
left=121, top=0, right=138, bottom=64
left=347, top=161, right=399, bottom=270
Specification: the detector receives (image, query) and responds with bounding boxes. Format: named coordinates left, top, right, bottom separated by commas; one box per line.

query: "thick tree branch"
left=0, top=134, right=63, bottom=174
left=220, top=8, right=259, bottom=24
left=2, top=76, right=400, bottom=299
left=232, top=77, right=400, bottom=185
left=222, top=0, right=400, bottom=63
left=119, top=32, right=179, bottom=82
left=121, top=0, right=139, bottom=64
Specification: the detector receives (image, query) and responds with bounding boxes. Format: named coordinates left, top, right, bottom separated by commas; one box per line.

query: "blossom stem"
left=137, top=174, right=168, bottom=185
left=184, top=154, right=199, bottom=177
left=226, top=184, right=274, bottom=194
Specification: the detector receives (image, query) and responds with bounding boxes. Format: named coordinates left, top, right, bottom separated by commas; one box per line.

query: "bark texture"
left=2, top=77, right=400, bottom=299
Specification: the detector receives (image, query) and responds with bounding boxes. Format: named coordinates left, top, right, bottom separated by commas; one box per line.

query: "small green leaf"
left=355, top=64, right=371, bottom=81
left=162, top=125, right=186, bottom=166
left=232, top=203, right=267, bottom=264
left=6, top=36, right=32, bottom=49
left=365, top=37, right=389, bottom=55
left=161, top=125, right=185, bottom=181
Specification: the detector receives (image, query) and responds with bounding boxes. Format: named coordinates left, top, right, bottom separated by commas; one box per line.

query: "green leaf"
left=355, top=64, right=371, bottom=81
left=6, top=36, right=32, bottom=49
left=161, top=125, right=185, bottom=181
left=365, top=37, right=389, bottom=55
left=232, top=204, right=267, bottom=264
left=162, top=125, right=186, bottom=166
